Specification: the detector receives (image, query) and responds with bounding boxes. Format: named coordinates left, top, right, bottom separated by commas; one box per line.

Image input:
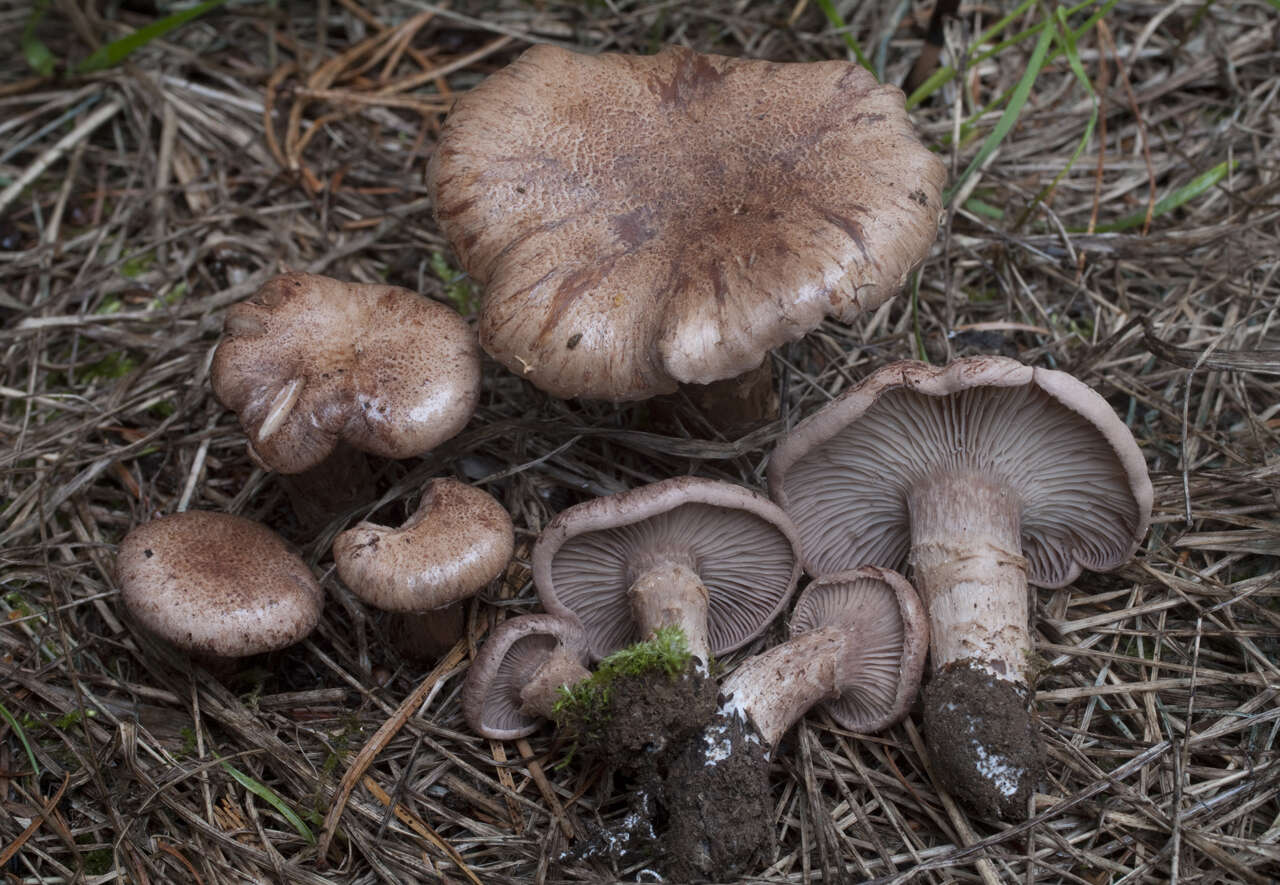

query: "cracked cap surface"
left=429, top=45, right=945, bottom=400
left=211, top=273, right=480, bottom=473
left=116, top=511, right=323, bottom=657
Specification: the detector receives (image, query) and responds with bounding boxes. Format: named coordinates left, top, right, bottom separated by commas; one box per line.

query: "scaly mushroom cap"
left=429, top=44, right=945, bottom=401
left=333, top=478, right=514, bottom=613
left=533, top=477, right=802, bottom=661
left=769, top=357, right=1153, bottom=586
left=788, top=566, right=928, bottom=733
left=462, top=614, right=589, bottom=740
left=116, top=511, right=323, bottom=657
left=211, top=273, right=481, bottom=474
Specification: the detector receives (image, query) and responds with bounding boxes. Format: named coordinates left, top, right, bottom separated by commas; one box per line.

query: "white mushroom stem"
left=627, top=560, right=712, bottom=663
left=518, top=646, right=592, bottom=720
left=907, top=472, right=1029, bottom=683
left=719, top=626, right=851, bottom=750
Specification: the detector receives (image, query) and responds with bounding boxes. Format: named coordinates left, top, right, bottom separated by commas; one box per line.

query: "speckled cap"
left=333, top=478, right=514, bottom=613
left=116, top=511, right=323, bottom=657
left=533, top=476, right=802, bottom=661
left=769, top=357, right=1153, bottom=587
left=211, top=273, right=481, bottom=474
left=462, top=614, right=589, bottom=740
left=789, top=566, right=928, bottom=733
left=429, top=45, right=945, bottom=401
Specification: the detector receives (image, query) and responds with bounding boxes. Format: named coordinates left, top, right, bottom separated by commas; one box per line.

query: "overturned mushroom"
left=662, top=566, right=926, bottom=879
left=769, top=357, right=1152, bottom=819
left=533, top=476, right=802, bottom=665
left=429, top=45, right=945, bottom=410
left=334, top=478, right=514, bottom=660
left=116, top=511, right=322, bottom=670
left=462, top=614, right=590, bottom=740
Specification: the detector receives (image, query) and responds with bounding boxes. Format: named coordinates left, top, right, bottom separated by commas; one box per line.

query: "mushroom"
left=428, top=45, right=945, bottom=413
left=461, top=613, right=591, bottom=740
left=768, top=357, right=1152, bottom=818
left=333, top=478, right=514, bottom=660
left=211, top=273, right=481, bottom=523
left=721, top=565, right=928, bottom=749
left=533, top=476, right=802, bottom=665
left=116, top=511, right=323, bottom=669
left=663, top=566, right=927, bottom=879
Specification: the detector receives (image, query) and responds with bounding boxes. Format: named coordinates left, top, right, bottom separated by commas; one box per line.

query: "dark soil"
left=557, top=660, right=720, bottom=872
left=663, top=712, right=773, bottom=882
left=589, top=660, right=720, bottom=770
left=922, top=660, right=1044, bottom=820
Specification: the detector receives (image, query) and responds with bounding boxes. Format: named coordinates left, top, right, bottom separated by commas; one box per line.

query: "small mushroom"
left=769, top=357, right=1153, bottom=819
left=663, top=566, right=927, bottom=879
left=211, top=272, right=480, bottom=474
left=721, top=566, right=928, bottom=749
left=533, top=477, right=802, bottom=665
left=333, top=478, right=514, bottom=660
left=428, top=45, right=945, bottom=410
left=461, top=614, right=591, bottom=740
left=116, top=511, right=323, bottom=669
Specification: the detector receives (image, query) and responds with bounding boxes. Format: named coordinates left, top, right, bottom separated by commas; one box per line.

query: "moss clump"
left=553, top=626, right=691, bottom=725
left=551, top=626, right=699, bottom=760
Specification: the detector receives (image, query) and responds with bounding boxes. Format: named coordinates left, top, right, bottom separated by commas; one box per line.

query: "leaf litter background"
left=1, top=1, right=1278, bottom=883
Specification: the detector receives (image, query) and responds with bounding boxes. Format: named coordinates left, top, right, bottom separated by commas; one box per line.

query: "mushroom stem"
left=908, top=471, right=1041, bottom=819
left=627, top=561, right=712, bottom=662
left=517, top=646, right=592, bottom=720
left=676, top=360, right=778, bottom=435
left=908, top=472, right=1029, bottom=681
left=720, top=626, right=850, bottom=751
left=277, top=442, right=374, bottom=532
left=394, top=602, right=466, bottom=661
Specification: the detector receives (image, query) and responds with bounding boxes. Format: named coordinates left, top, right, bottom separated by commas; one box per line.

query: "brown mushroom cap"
left=116, top=511, right=323, bottom=657
left=787, top=566, right=928, bottom=733
left=462, top=614, right=589, bottom=740
left=533, top=476, right=802, bottom=661
left=768, top=357, right=1153, bottom=586
left=429, top=45, right=945, bottom=401
left=211, top=273, right=481, bottom=474
left=333, top=478, right=514, bottom=613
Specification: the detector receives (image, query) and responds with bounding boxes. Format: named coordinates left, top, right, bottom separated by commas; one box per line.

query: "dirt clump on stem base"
left=553, top=627, right=721, bottom=869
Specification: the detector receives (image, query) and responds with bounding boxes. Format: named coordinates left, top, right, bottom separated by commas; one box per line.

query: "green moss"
left=552, top=626, right=693, bottom=729
left=430, top=251, right=477, bottom=315
left=83, top=846, right=114, bottom=875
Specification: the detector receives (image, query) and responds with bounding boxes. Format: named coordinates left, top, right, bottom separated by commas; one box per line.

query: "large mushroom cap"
left=462, top=614, right=588, bottom=740
left=533, top=477, right=802, bottom=661
left=788, top=566, right=928, bottom=733
left=429, top=44, right=945, bottom=401
left=211, top=273, right=481, bottom=474
left=333, top=478, right=514, bottom=613
left=116, top=511, right=323, bottom=657
left=769, top=357, right=1153, bottom=586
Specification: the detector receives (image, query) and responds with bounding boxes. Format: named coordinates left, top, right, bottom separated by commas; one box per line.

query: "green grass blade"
left=1012, top=7, right=1100, bottom=229
left=0, top=701, right=40, bottom=779
left=76, top=0, right=227, bottom=74
left=812, top=0, right=876, bottom=76
left=909, top=271, right=927, bottom=361
left=220, top=761, right=316, bottom=844
left=945, top=22, right=1054, bottom=206
left=906, top=0, right=1100, bottom=108
left=22, top=0, right=55, bottom=77
left=1083, top=159, right=1237, bottom=234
